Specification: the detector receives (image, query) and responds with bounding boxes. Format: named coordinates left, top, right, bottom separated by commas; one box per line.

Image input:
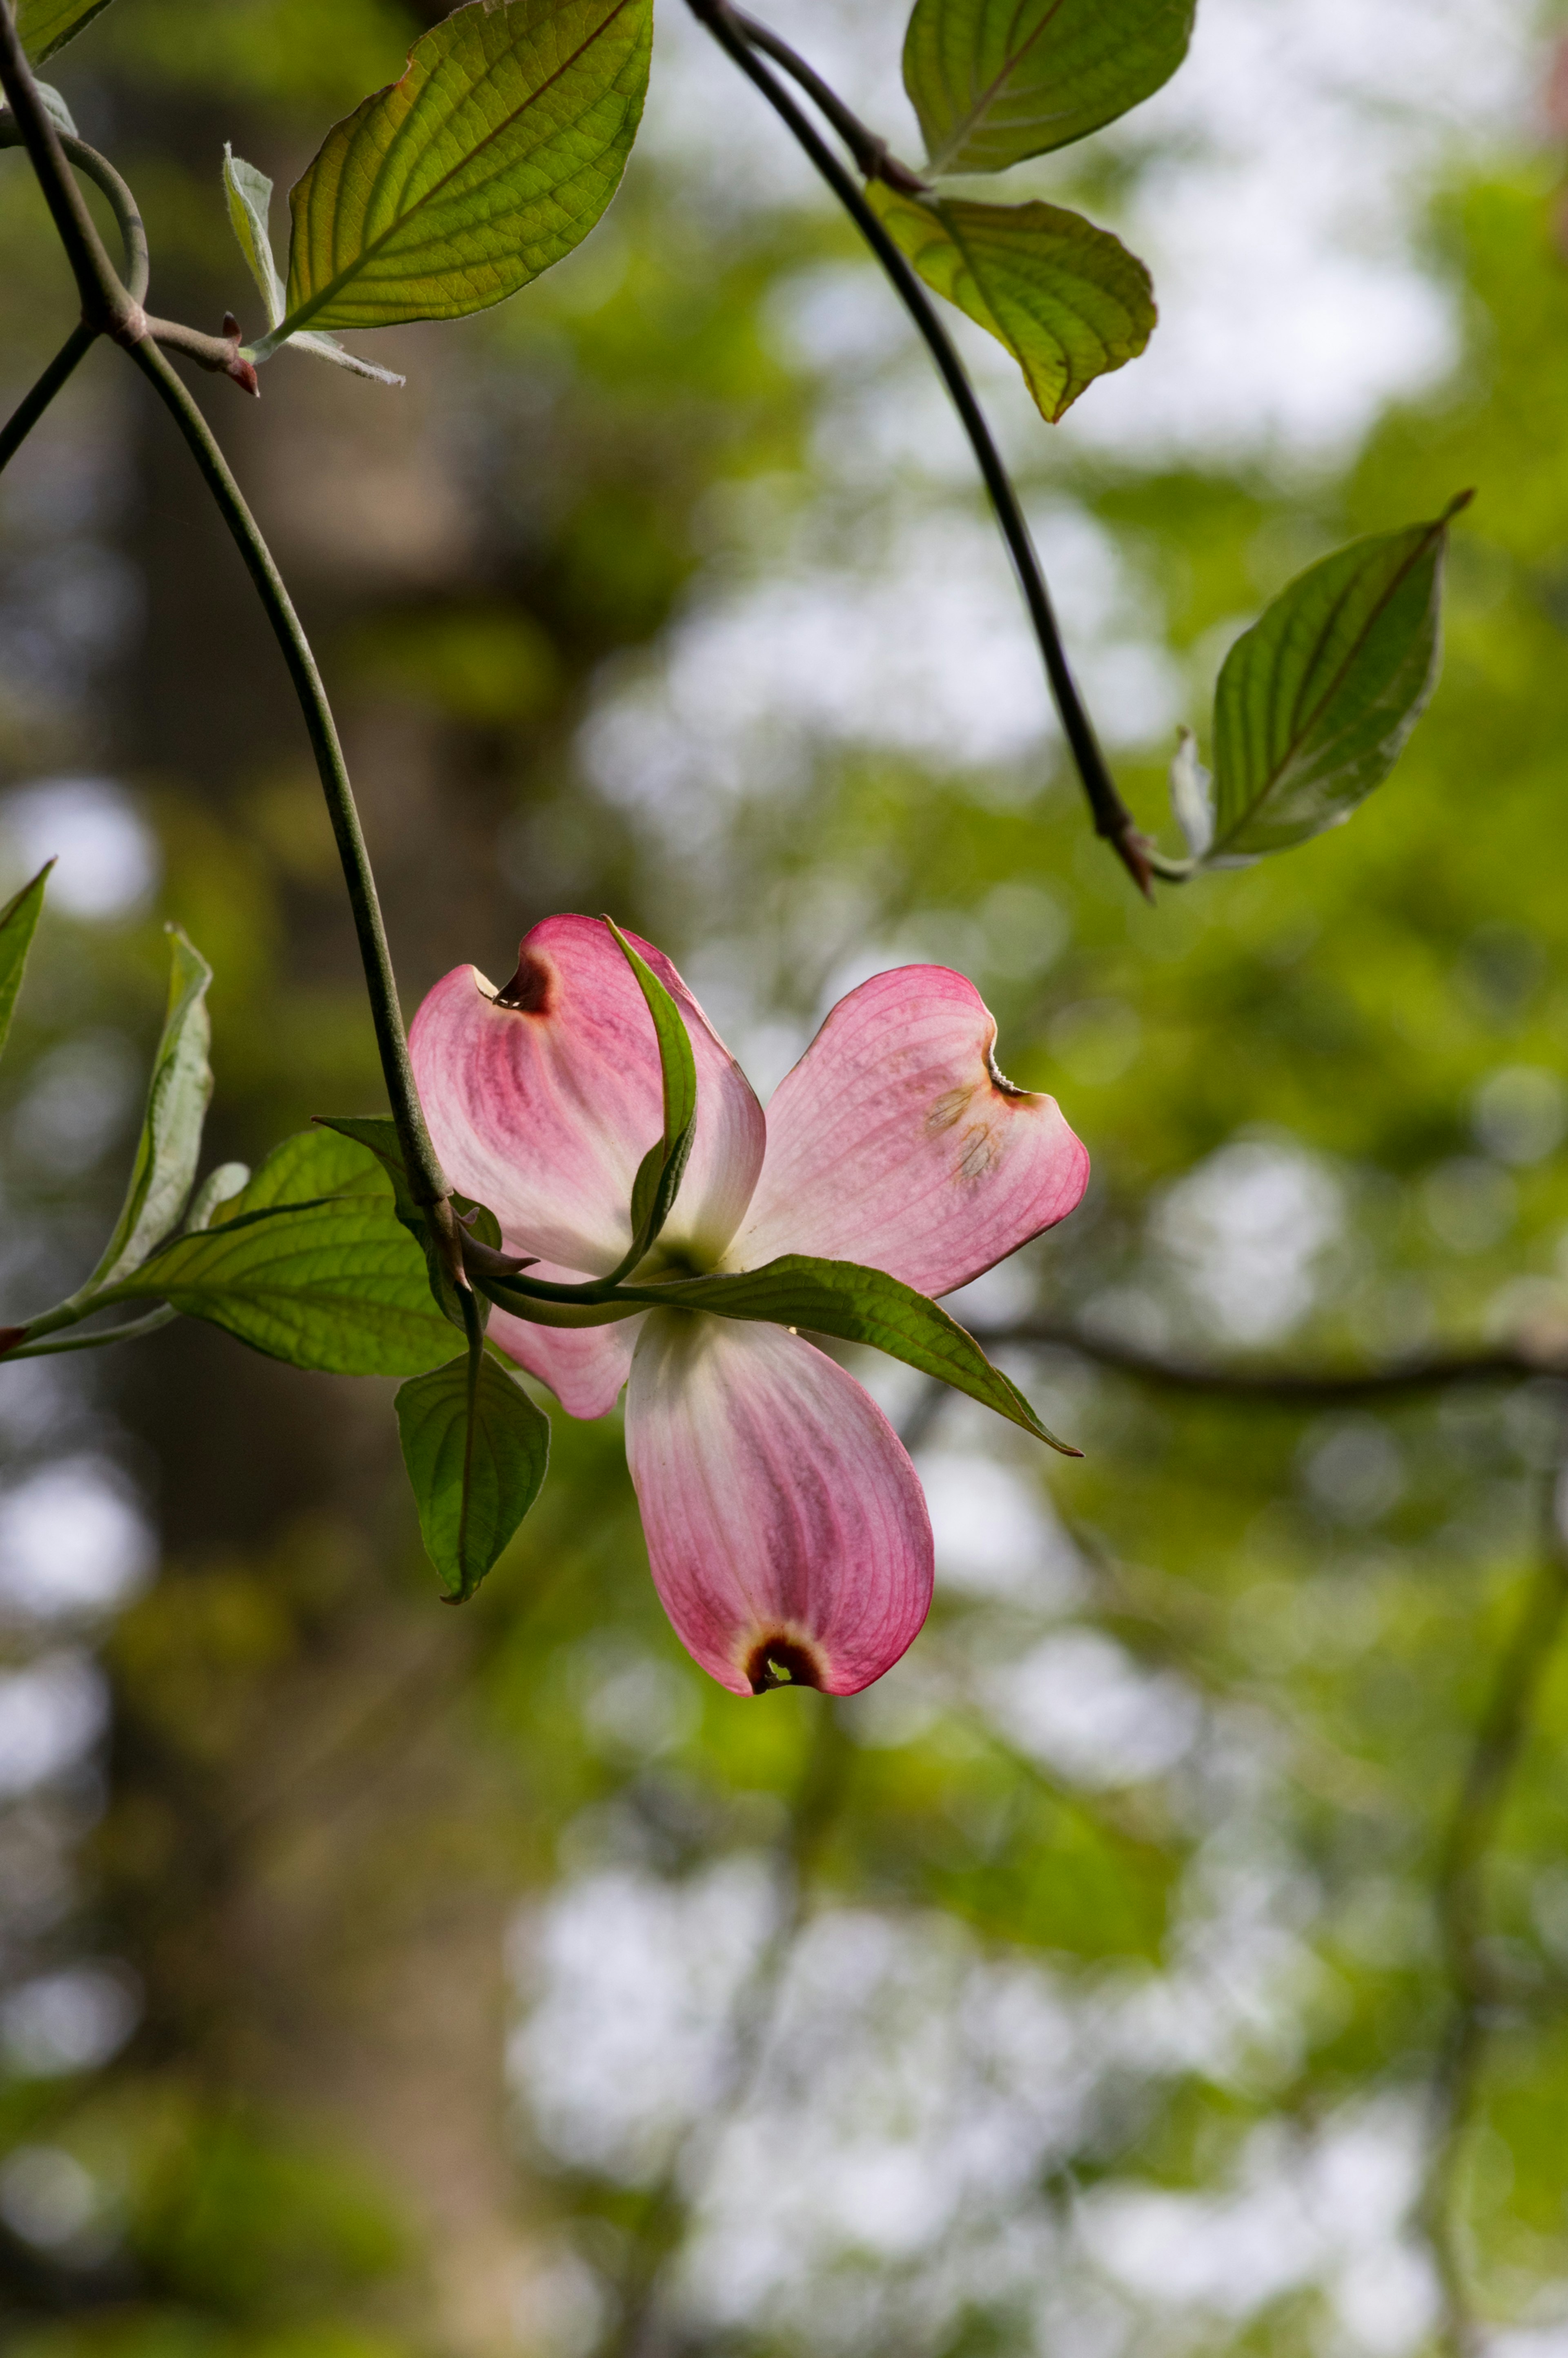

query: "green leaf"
left=16, top=0, right=116, bottom=66
left=87, top=927, right=213, bottom=1292
left=224, top=145, right=405, bottom=386
left=646, top=1255, right=1080, bottom=1455
left=0, top=860, right=52, bottom=1065
left=259, top=0, right=652, bottom=354
left=1207, top=500, right=1465, bottom=862
left=217, top=1125, right=389, bottom=1222
left=102, top=1197, right=456, bottom=1377
left=396, top=1336, right=550, bottom=1601
left=904, top=0, right=1196, bottom=177
left=867, top=185, right=1153, bottom=423
left=606, top=919, right=697, bottom=1274
left=1167, top=726, right=1213, bottom=860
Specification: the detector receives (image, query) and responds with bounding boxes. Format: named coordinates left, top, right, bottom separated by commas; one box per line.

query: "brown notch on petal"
left=985, top=1043, right=1029, bottom=1101
left=746, top=1636, right=824, bottom=1695
left=492, top=947, right=556, bottom=1015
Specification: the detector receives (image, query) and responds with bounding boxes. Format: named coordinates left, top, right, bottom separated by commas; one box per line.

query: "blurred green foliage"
left=6, top=5, right=1568, bottom=2357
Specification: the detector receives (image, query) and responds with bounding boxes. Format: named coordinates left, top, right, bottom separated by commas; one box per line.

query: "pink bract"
left=410, top=914, right=1089, bottom=1696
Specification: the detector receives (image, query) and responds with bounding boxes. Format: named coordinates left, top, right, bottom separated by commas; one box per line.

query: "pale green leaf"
left=868, top=185, right=1153, bottom=423
left=1207, top=501, right=1463, bottom=863
left=185, top=1163, right=250, bottom=1233
left=87, top=927, right=213, bottom=1291
left=644, top=1255, right=1080, bottom=1454
left=396, top=1342, right=550, bottom=1601
left=16, top=0, right=115, bottom=66
left=223, top=143, right=285, bottom=327
left=225, top=146, right=406, bottom=384
left=103, top=1197, right=456, bottom=1377
left=0, top=860, right=52, bottom=1066
left=904, top=0, right=1196, bottom=177
left=261, top=0, right=652, bottom=352
left=1168, top=727, right=1213, bottom=860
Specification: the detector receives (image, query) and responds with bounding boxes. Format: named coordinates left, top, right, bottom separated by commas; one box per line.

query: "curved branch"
left=967, top=1317, right=1545, bottom=1404
left=126, top=339, right=451, bottom=1227
left=684, top=0, right=1160, bottom=897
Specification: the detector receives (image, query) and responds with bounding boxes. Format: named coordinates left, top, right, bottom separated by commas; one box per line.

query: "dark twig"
left=1418, top=1435, right=1568, bottom=2357
left=966, top=1317, right=1548, bottom=1405
left=728, top=7, right=930, bottom=193
left=685, top=0, right=1160, bottom=897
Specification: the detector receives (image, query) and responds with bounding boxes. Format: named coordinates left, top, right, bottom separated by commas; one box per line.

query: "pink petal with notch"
left=625, top=1311, right=933, bottom=1697
left=730, top=965, right=1088, bottom=1298
left=410, top=914, right=765, bottom=1277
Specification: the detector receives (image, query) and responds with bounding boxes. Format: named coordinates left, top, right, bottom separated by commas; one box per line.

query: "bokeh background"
left=5, top=1, right=1568, bottom=2351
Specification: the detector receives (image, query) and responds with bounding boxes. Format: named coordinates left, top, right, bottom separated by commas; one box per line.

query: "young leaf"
left=0, top=860, right=52, bottom=1065
left=185, top=1163, right=251, bottom=1233
left=1167, top=727, right=1213, bottom=860
left=224, top=146, right=405, bottom=386
left=257, top=0, right=652, bottom=356
left=643, top=1255, right=1080, bottom=1455
left=868, top=186, right=1153, bottom=423
left=102, top=1197, right=456, bottom=1377
left=904, top=0, right=1196, bottom=178
left=606, top=919, right=697, bottom=1272
left=86, top=927, right=213, bottom=1292
left=16, top=0, right=115, bottom=67
left=396, top=1338, right=550, bottom=1602
left=1207, top=499, right=1465, bottom=863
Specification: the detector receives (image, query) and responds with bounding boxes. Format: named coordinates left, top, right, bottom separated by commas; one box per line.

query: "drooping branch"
left=965, top=1317, right=1550, bottom=1405
left=126, top=340, right=452, bottom=1227
left=1418, top=1437, right=1568, bottom=2355
left=684, top=0, right=1163, bottom=897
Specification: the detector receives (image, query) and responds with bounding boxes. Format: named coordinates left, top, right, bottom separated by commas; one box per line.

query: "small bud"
left=222, top=312, right=242, bottom=341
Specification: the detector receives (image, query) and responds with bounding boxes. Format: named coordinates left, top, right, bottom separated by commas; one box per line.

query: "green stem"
left=2, top=1307, right=177, bottom=1360
left=125, top=338, right=450, bottom=1221
left=688, top=0, right=1166, bottom=898
left=0, top=7, right=136, bottom=330
left=0, top=319, right=94, bottom=472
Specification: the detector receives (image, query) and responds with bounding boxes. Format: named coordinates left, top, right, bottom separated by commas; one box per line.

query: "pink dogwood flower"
left=410, top=916, right=1088, bottom=1697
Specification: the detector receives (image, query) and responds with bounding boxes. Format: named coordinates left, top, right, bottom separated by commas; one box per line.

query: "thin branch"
left=0, top=319, right=94, bottom=473
left=966, top=1317, right=1545, bottom=1405
left=1417, top=1437, right=1568, bottom=2356
left=728, top=7, right=930, bottom=193
left=0, top=12, right=134, bottom=334
left=684, top=0, right=1160, bottom=898
left=125, top=339, right=452, bottom=1226
left=0, top=1306, right=176, bottom=1359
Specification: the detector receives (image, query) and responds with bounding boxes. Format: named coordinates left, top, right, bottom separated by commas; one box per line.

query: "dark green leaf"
left=102, top=1197, right=456, bottom=1377
left=0, top=860, right=51, bottom=1065
left=258, top=0, right=652, bottom=354
left=644, top=1255, right=1080, bottom=1455
left=223, top=146, right=404, bottom=387
left=87, top=927, right=213, bottom=1290
left=1207, top=501, right=1464, bottom=862
left=16, top=0, right=115, bottom=66
left=606, top=918, right=697, bottom=1273
left=904, top=0, right=1196, bottom=177
left=396, top=1339, right=550, bottom=1601
left=868, top=186, right=1153, bottom=423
